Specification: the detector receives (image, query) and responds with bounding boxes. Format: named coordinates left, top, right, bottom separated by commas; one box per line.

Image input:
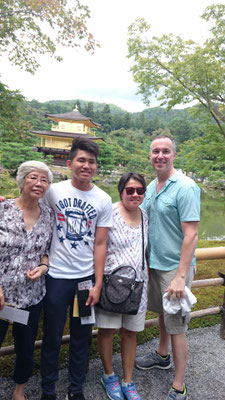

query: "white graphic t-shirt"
left=45, top=180, right=113, bottom=279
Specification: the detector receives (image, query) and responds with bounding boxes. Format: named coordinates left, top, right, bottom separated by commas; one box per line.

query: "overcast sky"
left=1, top=0, right=220, bottom=112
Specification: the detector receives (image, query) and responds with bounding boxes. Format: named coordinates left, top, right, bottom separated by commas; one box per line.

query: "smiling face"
left=67, top=149, right=97, bottom=190
left=121, top=178, right=145, bottom=211
left=150, top=137, right=176, bottom=177
left=22, top=169, right=50, bottom=199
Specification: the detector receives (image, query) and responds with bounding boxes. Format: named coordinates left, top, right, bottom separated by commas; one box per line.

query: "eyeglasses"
left=25, top=175, right=49, bottom=185
left=125, top=187, right=145, bottom=195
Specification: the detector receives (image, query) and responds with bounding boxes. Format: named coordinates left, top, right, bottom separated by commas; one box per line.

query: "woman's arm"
left=26, top=255, right=49, bottom=281
left=0, top=286, right=5, bottom=310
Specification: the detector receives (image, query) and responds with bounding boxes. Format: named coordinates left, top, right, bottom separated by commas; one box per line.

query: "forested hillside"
left=0, top=95, right=225, bottom=184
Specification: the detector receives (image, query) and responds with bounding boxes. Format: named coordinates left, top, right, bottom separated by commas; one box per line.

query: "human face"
left=121, top=178, right=145, bottom=211
left=67, top=149, right=97, bottom=188
left=23, top=170, right=49, bottom=199
left=150, top=138, right=176, bottom=176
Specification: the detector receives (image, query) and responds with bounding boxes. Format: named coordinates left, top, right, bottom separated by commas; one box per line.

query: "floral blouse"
left=0, top=199, right=54, bottom=308
left=104, top=202, right=149, bottom=313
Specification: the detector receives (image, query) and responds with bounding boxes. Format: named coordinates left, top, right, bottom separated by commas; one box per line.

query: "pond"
left=100, top=184, right=225, bottom=241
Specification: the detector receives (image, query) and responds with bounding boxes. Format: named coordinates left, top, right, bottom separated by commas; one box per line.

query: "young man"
left=135, top=135, right=200, bottom=400
left=40, top=138, right=113, bottom=400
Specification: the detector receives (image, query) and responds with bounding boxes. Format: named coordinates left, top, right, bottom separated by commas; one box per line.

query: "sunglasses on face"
left=125, top=187, right=145, bottom=195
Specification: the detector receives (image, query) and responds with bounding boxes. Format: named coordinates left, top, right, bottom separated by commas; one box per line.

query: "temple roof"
left=45, top=107, right=100, bottom=128
left=31, top=130, right=102, bottom=140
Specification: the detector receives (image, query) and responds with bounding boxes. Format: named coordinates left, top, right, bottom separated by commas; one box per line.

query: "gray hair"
left=16, top=160, right=53, bottom=190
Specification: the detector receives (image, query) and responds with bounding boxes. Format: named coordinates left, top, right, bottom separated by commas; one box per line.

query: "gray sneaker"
left=166, top=385, right=188, bottom=399
left=135, top=351, right=171, bottom=370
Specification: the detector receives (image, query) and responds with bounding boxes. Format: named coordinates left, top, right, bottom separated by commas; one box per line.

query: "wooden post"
left=220, top=292, right=225, bottom=339
left=219, top=272, right=225, bottom=339
left=196, top=247, right=225, bottom=260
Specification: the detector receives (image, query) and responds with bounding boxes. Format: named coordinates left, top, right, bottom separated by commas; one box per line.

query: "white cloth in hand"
left=163, top=286, right=197, bottom=316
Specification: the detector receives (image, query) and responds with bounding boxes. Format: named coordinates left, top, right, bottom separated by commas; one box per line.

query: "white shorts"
left=95, top=307, right=146, bottom=332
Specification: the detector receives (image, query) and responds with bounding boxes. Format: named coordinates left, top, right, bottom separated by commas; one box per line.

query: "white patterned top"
left=104, top=202, right=149, bottom=313
left=0, top=199, right=54, bottom=308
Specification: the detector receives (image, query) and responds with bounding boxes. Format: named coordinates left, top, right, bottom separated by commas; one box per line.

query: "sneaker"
left=101, top=373, right=124, bottom=400
left=66, top=392, right=85, bottom=400
left=122, top=382, right=142, bottom=400
left=166, top=385, right=188, bottom=399
left=40, top=395, right=56, bottom=400
left=135, top=351, right=171, bottom=370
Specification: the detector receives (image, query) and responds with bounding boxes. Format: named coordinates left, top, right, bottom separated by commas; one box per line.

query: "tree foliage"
left=175, top=127, right=225, bottom=180
left=0, top=0, right=98, bottom=73
left=0, top=82, right=51, bottom=170
left=97, top=142, right=114, bottom=174
left=127, top=4, right=225, bottom=137
left=0, top=81, right=32, bottom=141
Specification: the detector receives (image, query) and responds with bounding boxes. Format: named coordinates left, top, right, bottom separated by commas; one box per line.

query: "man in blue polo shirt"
left=135, top=135, right=200, bottom=400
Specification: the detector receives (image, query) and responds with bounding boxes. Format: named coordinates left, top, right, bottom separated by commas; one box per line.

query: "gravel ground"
left=1, top=324, right=225, bottom=400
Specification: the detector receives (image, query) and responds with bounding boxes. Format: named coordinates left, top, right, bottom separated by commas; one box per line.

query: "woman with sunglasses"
left=96, top=172, right=149, bottom=400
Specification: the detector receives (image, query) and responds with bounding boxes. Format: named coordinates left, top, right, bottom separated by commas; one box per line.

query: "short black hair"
left=118, top=172, right=146, bottom=199
left=69, top=137, right=100, bottom=161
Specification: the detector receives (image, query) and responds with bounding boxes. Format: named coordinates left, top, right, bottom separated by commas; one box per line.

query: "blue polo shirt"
left=141, top=171, right=200, bottom=271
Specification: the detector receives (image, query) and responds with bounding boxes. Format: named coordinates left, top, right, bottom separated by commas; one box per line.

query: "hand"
left=0, top=196, right=6, bottom=202
left=165, top=276, right=185, bottom=300
left=26, top=266, right=47, bottom=281
left=0, top=286, right=5, bottom=310
left=86, top=285, right=102, bottom=307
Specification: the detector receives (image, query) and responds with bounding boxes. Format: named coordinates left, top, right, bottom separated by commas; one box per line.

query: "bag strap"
left=141, top=210, right=145, bottom=277
left=141, top=210, right=144, bottom=270
left=105, top=211, right=145, bottom=281
left=111, top=265, right=137, bottom=280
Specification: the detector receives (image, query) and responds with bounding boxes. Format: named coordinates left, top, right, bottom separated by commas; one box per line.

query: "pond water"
left=100, top=184, right=225, bottom=240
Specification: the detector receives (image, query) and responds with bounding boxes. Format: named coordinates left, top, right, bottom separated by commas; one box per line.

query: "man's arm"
left=86, top=226, right=109, bottom=307
left=166, top=221, right=199, bottom=299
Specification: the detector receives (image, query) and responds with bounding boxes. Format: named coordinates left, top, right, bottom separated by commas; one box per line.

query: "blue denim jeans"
left=40, top=274, right=94, bottom=396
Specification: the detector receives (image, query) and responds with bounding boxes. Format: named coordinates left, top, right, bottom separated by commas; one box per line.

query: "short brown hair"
left=150, top=134, right=176, bottom=152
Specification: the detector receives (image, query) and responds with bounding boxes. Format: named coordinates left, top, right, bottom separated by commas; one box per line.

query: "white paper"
left=0, top=305, right=29, bottom=325
left=78, top=280, right=96, bottom=325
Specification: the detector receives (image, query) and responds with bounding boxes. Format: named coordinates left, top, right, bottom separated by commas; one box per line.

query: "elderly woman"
left=0, top=161, right=54, bottom=400
left=96, top=172, right=149, bottom=400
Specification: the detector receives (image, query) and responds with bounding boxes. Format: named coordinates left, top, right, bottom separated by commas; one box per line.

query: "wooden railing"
left=1, top=247, right=225, bottom=356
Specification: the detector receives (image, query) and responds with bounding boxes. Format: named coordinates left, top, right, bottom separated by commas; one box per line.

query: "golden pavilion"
left=32, top=106, right=102, bottom=165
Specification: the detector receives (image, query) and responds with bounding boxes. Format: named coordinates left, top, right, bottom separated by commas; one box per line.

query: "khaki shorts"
left=148, top=266, right=195, bottom=335
left=95, top=307, right=146, bottom=332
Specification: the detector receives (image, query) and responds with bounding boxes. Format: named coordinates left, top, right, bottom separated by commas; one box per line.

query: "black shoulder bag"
left=96, top=211, right=145, bottom=315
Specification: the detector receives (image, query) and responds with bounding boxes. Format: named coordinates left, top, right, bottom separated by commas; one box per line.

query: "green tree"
left=112, top=113, right=123, bottom=130
left=0, top=81, right=36, bottom=142
left=97, top=142, right=114, bottom=174
left=0, top=142, right=46, bottom=170
left=0, top=0, right=98, bottom=73
left=175, top=128, right=225, bottom=179
left=0, top=82, right=52, bottom=169
left=122, top=112, right=131, bottom=129
left=84, top=102, right=95, bottom=119
left=99, top=104, right=113, bottom=133
left=167, top=115, right=202, bottom=148
left=127, top=4, right=225, bottom=137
